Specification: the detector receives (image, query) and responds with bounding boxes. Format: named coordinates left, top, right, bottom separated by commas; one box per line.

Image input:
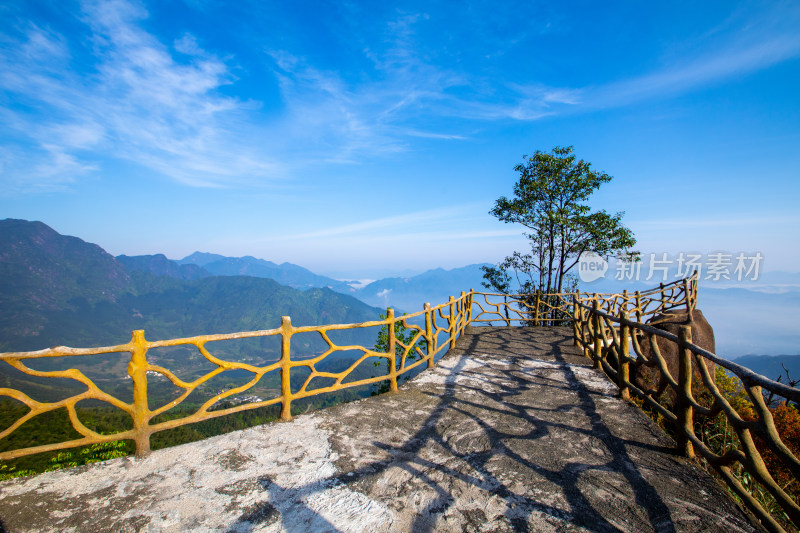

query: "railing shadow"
left=225, top=328, right=702, bottom=533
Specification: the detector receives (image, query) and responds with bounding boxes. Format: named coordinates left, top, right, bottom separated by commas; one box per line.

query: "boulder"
left=632, top=309, right=716, bottom=405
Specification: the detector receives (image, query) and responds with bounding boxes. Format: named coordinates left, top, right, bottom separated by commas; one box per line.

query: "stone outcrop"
left=633, top=309, right=716, bottom=402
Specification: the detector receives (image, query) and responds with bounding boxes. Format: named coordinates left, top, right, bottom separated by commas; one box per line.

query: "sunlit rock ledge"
left=0, top=327, right=756, bottom=532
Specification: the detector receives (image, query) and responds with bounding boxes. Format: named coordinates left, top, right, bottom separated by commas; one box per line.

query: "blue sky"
left=1, top=0, right=799, bottom=278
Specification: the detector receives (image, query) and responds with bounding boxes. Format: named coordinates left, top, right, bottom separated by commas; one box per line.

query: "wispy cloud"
left=2, top=1, right=798, bottom=192
left=287, top=204, right=487, bottom=240
left=592, top=47, right=800, bottom=110
left=268, top=51, right=411, bottom=163
left=264, top=10, right=472, bottom=163
left=580, top=4, right=800, bottom=110
left=631, top=214, right=800, bottom=230
left=0, top=0, right=284, bottom=191
left=267, top=2, right=800, bottom=136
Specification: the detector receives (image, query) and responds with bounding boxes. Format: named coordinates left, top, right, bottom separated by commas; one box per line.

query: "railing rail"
left=469, top=291, right=574, bottom=326
left=1, top=292, right=478, bottom=460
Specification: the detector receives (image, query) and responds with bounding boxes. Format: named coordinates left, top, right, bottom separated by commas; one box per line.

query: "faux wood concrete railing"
left=572, top=273, right=799, bottom=533
left=0, top=278, right=695, bottom=461
left=1, top=274, right=797, bottom=531
left=1, top=293, right=480, bottom=460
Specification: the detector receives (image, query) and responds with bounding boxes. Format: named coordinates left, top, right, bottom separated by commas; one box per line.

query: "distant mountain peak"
left=173, top=254, right=354, bottom=292
left=117, top=254, right=210, bottom=281
left=0, top=218, right=131, bottom=311
left=178, top=252, right=227, bottom=267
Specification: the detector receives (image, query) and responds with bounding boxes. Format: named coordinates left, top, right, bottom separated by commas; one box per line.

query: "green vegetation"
left=0, top=401, right=135, bottom=477
left=483, top=146, right=638, bottom=295
left=699, top=368, right=799, bottom=529
left=43, top=441, right=129, bottom=472
left=633, top=367, right=799, bottom=531
left=371, top=308, right=426, bottom=395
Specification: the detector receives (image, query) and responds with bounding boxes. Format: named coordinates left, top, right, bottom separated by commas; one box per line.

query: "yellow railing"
left=469, top=291, right=574, bottom=325
left=0, top=292, right=474, bottom=460
left=0, top=279, right=689, bottom=462
left=2, top=273, right=797, bottom=532
left=572, top=273, right=799, bottom=533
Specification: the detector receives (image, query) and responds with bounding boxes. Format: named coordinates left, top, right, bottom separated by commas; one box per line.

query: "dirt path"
left=0, top=327, right=757, bottom=532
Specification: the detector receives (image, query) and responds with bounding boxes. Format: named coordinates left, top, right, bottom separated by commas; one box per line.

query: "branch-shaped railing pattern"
left=573, top=273, right=799, bottom=533
left=2, top=273, right=796, bottom=532
left=469, top=292, right=574, bottom=325
left=575, top=274, right=698, bottom=323
left=0, top=281, right=687, bottom=462
left=0, top=293, right=475, bottom=461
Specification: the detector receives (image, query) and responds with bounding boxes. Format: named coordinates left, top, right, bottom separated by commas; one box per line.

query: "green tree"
left=372, top=308, right=425, bottom=395
left=485, top=146, right=638, bottom=296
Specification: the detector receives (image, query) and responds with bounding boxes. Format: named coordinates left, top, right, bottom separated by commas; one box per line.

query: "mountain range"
left=1, top=217, right=797, bottom=371
left=731, top=354, right=800, bottom=384
left=119, top=247, right=491, bottom=315
left=176, top=252, right=356, bottom=293
left=0, top=219, right=383, bottom=354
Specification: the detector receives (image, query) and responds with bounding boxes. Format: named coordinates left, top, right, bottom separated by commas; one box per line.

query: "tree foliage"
left=484, top=146, right=638, bottom=296
left=372, top=309, right=424, bottom=395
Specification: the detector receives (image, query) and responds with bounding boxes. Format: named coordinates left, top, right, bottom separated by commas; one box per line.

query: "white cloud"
left=0, top=0, right=285, bottom=190
left=2, top=2, right=798, bottom=192
left=581, top=4, right=800, bottom=110
left=286, top=204, right=486, bottom=240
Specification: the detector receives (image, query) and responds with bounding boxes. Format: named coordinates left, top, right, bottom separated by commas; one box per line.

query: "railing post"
left=449, top=296, right=456, bottom=349
left=387, top=308, right=398, bottom=392
left=280, top=316, right=293, bottom=421
left=581, top=306, right=591, bottom=359
left=424, top=303, right=434, bottom=368
left=467, top=289, right=474, bottom=326
left=571, top=292, right=579, bottom=345
left=618, top=309, right=630, bottom=401
left=683, top=277, right=694, bottom=323
left=634, top=290, right=642, bottom=323
left=533, top=291, right=541, bottom=327
left=459, top=291, right=466, bottom=335
left=676, top=324, right=695, bottom=458
left=129, top=330, right=151, bottom=457
left=592, top=298, right=602, bottom=370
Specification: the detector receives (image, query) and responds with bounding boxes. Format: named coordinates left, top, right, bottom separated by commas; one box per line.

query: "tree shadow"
left=225, top=327, right=715, bottom=532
